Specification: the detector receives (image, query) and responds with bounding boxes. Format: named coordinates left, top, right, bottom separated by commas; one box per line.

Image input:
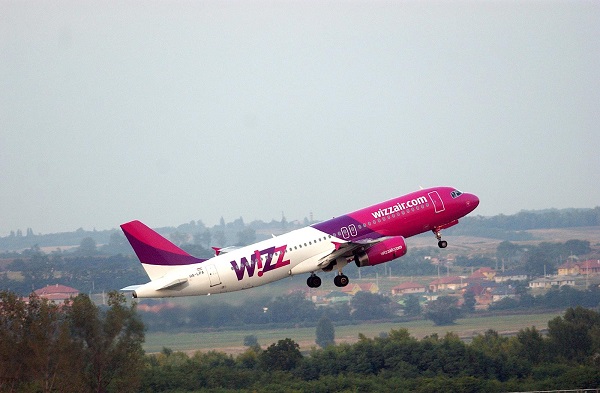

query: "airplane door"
left=428, top=191, right=446, bottom=213
left=206, top=265, right=221, bottom=287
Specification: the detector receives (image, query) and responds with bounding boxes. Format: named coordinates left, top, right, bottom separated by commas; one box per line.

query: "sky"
left=1, top=1, right=599, bottom=236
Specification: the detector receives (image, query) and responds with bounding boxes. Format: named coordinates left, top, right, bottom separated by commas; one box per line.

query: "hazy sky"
left=1, top=1, right=599, bottom=235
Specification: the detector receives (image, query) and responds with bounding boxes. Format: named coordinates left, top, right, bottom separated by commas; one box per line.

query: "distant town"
left=1, top=207, right=599, bottom=329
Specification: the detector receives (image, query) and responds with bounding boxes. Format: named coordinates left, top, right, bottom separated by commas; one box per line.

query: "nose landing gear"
left=433, top=229, right=448, bottom=249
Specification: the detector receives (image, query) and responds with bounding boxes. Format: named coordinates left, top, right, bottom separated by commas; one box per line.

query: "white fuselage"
left=134, top=227, right=339, bottom=297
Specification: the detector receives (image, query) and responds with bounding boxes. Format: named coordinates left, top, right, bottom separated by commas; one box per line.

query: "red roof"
left=579, top=260, right=600, bottom=269
left=341, top=283, right=377, bottom=293
left=558, top=261, right=579, bottom=269
left=34, top=284, right=79, bottom=297
left=429, top=276, right=463, bottom=285
left=393, top=282, right=425, bottom=290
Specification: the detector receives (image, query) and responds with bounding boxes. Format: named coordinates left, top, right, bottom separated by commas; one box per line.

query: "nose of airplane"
left=465, top=193, right=480, bottom=210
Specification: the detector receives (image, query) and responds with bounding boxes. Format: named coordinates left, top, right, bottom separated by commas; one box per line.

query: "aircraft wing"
left=290, top=238, right=384, bottom=276
left=316, top=238, right=386, bottom=268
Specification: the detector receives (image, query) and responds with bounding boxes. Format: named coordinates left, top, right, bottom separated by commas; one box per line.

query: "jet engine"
left=354, top=236, right=407, bottom=267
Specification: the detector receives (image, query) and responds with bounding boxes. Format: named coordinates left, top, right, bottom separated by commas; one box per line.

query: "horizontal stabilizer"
left=157, top=278, right=188, bottom=291
left=212, top=246, right=241, bottom=256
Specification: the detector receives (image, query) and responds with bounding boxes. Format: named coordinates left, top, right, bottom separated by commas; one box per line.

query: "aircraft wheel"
left=334, top=274, right=349, bottom=287
left=307, top=275, right=321, bottom=288
left=438, top=240, right=448, bottom=249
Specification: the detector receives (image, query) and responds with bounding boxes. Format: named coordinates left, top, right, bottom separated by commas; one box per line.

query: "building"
left=341, top=282, right=379, bottom=296
left=490, top=286, right=517, bottom=302
left=557, top=260, right=600, bottom=276
left=33, top=284, right=79, bottom=303
left=469, top=267, right=496, bottom=281
left=494, top=270, right=528, bottom=283
left=529, top=277, right=552, bottom=289
left=391, top=282, right=426, bottom=296
left=429, top=276, right=467, bottom=292
left=578, top=260, right=600, bottom=275
left=557, top=261, right=580, bottom=276
left=529, top=276, right=576, bottom=289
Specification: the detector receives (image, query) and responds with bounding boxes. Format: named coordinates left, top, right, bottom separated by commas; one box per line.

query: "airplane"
left=120, top=186, right=479, bottom=298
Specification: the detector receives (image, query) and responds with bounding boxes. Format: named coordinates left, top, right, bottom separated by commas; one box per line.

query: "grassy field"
left=144, top=311, right=562, bottom=355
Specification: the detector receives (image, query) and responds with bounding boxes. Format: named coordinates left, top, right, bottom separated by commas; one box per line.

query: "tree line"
left=2, top=206, right=598, bottom=253
left=0, top=291, right=144, bottom=393
left=0, top=253, right=147, bottom=296
left=139, top=291, right=396, bottom=332
left=139, top=307, right=600, bottom=392
left=450, top=207, right=600, bottom=239
left=3, top=289, right=600, bottom=392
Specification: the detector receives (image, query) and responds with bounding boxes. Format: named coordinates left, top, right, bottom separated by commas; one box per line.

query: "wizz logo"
left=230, top=245, right=290, bottom=280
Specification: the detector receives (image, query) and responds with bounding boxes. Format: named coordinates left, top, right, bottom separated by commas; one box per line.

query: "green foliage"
left=243, top=334, right=259, bottom=347
left=424, top=296, right=462, bottom=326
left=462, top=290, right=476, bottom=313
left=351, top=291, right=393, bottom=320
left=259, top=338, right=302, bottom=371
left=403, top=294, right=422, bottom=317
left=137, top=309, right=600, bottom=392
left=0, top=290, right=145, bottom=393
left=315, top=316, right=335, bottom=348
left=547, top=306, right=600, bottom=362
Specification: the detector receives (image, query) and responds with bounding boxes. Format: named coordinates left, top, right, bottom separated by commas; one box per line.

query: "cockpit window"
left=450, top=190, right=463, bottom=199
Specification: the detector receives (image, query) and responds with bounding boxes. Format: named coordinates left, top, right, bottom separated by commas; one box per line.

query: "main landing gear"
left=307, top=274, right=321, bottom=288
left=334, top=274, right=349, bottom=287
left=433, top=229, right=448, bottom=249
left=306, top=273, right=349, bottom=288
left=307, top=256, right=351, bottom=289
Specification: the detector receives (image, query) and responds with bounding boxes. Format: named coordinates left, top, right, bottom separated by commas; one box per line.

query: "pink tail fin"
left=121, top=220, right=205, bottom=280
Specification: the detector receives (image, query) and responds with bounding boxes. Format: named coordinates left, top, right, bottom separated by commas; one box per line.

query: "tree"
left=69, top=291, right=145, bottom=392
left=547, top=306, right=600, bottom=362
left=169, top=231, right=188, bottom=246
left=315, top=316, right=335, bottom=348
left=236, top=228, right=256, bottom=246
left=351, top=291, right=392, bottom=320
left=78, top=237, right=98, bottom=255
left=462, top=291, right=476, bottom=313
left=243, top=335, right=259, bottom=348
left=425, top=296, right=461, bottom=326
left=269, top=292, right=316, bottom=323
left=515, top=326, right=546, bottom=364
left=259, top=338, right=302, bottom=371
left=403, top=295, right=422, bottom=317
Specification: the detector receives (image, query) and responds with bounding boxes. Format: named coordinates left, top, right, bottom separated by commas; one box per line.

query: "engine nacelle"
left=354, top=236, right=407, bottom=267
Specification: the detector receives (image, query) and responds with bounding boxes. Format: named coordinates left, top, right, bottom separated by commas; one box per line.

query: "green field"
left=144, top=311, right=562, bottom=354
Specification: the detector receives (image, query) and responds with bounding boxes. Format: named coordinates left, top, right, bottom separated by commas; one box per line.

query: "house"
left=428, top=276, right=467, bottom=292
left=469, top=267, right=496, bottom=281
left=490, top=286, right=517, bottom=302
left=549, top=275, right=577, bottom=287
left=494, top=270, right=528, bottom=283
left=341, top=282, right=379, bottom=296
left=33, top=284, right=79, bottom=303
left=324, top=291, right=352, bottom=303
left=557, top=261, right=580, bottom=276
left=529, top=277, right=553, bottom=289
left=391, top=281, right=426, bottom=296
left=529, top=275, right=577, bottom=289
left=578, top=260, right=600, bottom=275
left=556, top=260, right=600, bottom=276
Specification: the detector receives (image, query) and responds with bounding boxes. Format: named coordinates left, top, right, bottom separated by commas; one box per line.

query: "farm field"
left=143, top=311, right=562, bottom=355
